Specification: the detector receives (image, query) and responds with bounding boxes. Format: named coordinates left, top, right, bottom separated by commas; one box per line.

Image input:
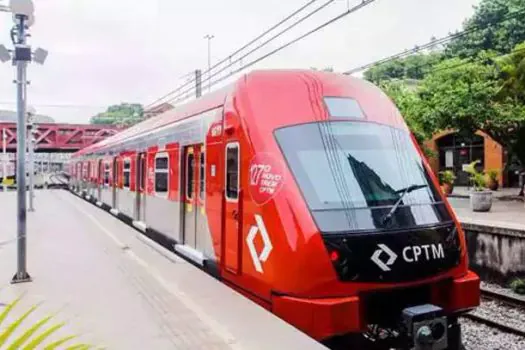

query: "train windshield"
left=275, top=121, right=452, bottom=233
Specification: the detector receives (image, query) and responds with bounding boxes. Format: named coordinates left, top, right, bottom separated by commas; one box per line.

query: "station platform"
left=0, top=190, right=326, bottom=349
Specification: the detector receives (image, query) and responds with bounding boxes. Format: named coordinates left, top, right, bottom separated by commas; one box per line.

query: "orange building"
left=424, top=130, right=519, bottom=188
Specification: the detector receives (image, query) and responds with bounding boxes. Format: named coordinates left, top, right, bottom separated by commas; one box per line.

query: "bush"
left=464, top=160, right=487, bottom=191
left=439, top=170, right=456, bottom=185
left=486, top=169, right=499, bottom=181
left=510, top=278, right=525, bottom=295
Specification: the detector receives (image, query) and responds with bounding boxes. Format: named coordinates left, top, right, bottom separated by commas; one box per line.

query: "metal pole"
left=2, top=128, right=6, bottom=191
left=12, top=15, right=31, bottom=284
left=207, top=38, right=211, bottom=92
left=27, top=119, right=34, bottom=212
left=204, top=34, right=214, bottom=92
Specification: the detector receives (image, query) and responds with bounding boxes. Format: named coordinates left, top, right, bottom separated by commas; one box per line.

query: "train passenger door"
left=224, top=142, right=240, bottom=274
left=86, top=162, right=91, bottom=194
left=182, top=145, right=200, bottom=249
left=135, top=153, right=146, bottom=222
left=97, top=159, right=103, bottom=200
left=112, top=157, right=118, bottom=208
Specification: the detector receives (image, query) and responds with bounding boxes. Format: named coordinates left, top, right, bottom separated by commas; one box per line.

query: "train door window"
left=139, top=155, right=145, bottom=191
left=225, top=143, right=239, bottom=201
left=112, top=159, right=118, bottom=186
left=199, top=150, right=205, bottom=200
left=123, top=159, right=131, bottom=189
left=186, top=152, right=195, bottom=200
left=104, top=162, right=110, bottom=186
left=155, top=153, right=169, bottom=196
left=98, top=160, right=103, bottom=184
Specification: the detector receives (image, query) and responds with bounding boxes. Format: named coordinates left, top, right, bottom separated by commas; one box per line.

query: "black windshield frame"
left=274, top=121, right=452, bottom=233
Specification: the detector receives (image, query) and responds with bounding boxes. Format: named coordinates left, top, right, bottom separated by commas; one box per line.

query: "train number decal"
left=248, top=153, right=285, bottom=206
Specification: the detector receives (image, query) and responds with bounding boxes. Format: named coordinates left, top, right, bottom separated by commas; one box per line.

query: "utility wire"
left=166, top=0, right=378, bottom=105
left=426, top=46, right=525, bottom=75
left=164, top=0, right=338, bottom=105
left=344, top=8, right=525, bottom=75
left=144, top=0, right=324, bottom=109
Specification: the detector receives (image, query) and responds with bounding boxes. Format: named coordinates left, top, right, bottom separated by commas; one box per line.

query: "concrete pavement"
left=0, top=190, right=326, bottom=350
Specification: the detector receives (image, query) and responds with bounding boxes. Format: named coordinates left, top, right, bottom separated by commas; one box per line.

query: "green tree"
left=364, top=53, right=443, bottom=84
left=446, top=0, right=525, bottom=58
left=90, top=103, right=144, bottom=126
left=416, top=56, right=500, bottom=138
left=412, top=51, right=525, bottom=192
left=496, top=41, right=525, bottom=102
left=379, top=80, right=437, bottom=159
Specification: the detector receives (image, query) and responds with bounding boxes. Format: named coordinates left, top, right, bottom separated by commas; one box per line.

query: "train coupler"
left=401, top=304, right=448, bottom=350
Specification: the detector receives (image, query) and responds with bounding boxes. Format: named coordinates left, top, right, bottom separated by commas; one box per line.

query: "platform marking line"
left=61, top=193, right=240, bottom=348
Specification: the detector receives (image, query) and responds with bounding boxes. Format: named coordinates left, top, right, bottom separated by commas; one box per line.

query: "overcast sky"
left=0, top=0, right=480, bottom=124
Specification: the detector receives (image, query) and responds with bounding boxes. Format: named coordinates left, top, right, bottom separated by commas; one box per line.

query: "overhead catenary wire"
left=344, top=8, right=525, bottom=75
left=144, top=0, right=325, bottom=109
left=165, top=0, right=378, bottom=105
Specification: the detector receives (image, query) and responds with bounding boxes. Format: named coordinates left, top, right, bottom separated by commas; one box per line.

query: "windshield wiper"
left=380, top=184, right=428, bottom=226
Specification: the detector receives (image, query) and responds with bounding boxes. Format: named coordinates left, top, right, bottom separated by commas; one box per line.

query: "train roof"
left=73, top=69, right=401, bottom=158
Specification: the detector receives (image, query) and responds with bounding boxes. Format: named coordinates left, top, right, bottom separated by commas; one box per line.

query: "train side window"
left=225, top=143, right=239, bottom=201
left=199, top=150, right=205, bottom=200
left=123, top=159, right=131, bottom=189
left=155, top=153, right=169, bottom=196
left=104, top=162, right=110, bottom=186
left=186, top=152, right=195, bottom=200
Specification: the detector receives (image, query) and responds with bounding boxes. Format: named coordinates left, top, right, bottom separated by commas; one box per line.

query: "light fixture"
left=0, top=44, right=10, bottom=63
left=32, top=47, right=47, bottom=64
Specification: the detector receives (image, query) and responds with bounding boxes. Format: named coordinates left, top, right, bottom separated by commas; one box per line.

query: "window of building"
left=186, top=152, right=195, bottom=200
left=225, top=143, right=239, bottom=201
left=123, top=159, right=131, bottom=189
left=199, top=151, right=205, bottom=200
left=155, top=153, right=169, bottom=196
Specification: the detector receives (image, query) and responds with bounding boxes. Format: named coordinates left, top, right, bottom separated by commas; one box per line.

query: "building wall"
left=424, top=130, right=504, bottom=186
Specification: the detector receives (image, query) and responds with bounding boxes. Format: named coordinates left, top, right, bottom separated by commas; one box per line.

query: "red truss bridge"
left=0, top=122, right=123, bottom=152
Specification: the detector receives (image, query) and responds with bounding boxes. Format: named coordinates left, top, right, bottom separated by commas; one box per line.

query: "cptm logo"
left=246, top=215, right=273, bottom=273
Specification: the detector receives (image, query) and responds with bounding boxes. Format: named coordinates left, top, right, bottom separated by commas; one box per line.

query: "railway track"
left=480, top=287, right=525, bottom=309
left=460, top=287, right=525, bottom=338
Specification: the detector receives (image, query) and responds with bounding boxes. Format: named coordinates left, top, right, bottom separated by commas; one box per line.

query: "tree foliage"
left=363, top=53, right=442, bottom=84
left=90, top=103, right=144, bottom=126
left=363, top=0, right=525, bottom=181
left=445, top=0, right=525, bottom=58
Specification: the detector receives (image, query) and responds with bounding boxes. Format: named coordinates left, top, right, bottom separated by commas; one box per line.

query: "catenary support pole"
left=12, top=14, right=31, bottom=283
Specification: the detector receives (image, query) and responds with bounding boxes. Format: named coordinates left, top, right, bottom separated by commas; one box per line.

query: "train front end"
left=238, top=71, right=480, bottom=349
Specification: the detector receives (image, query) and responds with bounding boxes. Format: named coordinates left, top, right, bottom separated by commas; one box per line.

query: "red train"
left=69, top=70, right=480, bottom=349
